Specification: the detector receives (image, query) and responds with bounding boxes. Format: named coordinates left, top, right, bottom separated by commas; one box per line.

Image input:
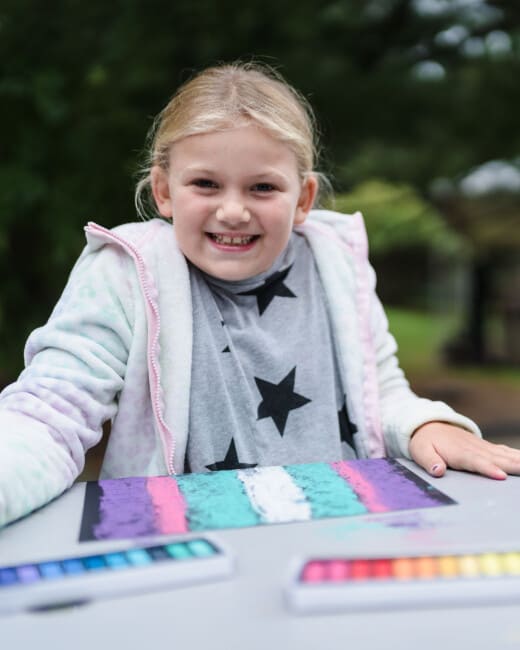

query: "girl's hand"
left=409, top=422, right=520, bottom=480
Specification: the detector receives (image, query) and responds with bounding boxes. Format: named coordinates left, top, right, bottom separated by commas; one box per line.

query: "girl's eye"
left=193, top=178, right=218, bottom=189
left=252, top=183, right=276, bottom=192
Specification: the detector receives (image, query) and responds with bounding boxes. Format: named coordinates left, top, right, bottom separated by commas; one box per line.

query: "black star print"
left=220, top=320, right=230, bottom=353
left=338, top=398, right=358, bottom=449
left=238, top=266, right=295, bottom=315
left=255, top=366, right=311, bottom=436
left=206, top=438, right=257, bottom=471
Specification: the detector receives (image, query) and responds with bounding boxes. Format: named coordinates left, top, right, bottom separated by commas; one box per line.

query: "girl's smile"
left=151, top=125, right=317, bottom=281
left=206, top=231, right=260, bottom=250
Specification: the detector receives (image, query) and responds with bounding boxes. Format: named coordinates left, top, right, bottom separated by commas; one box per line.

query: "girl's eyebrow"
left=240, top=170, right=293, bottom=185
left=181, top=166, right=217, bottom=177
left=252, top=171, right=288, bottom=181
left=180, top=167, right=291, bottom=183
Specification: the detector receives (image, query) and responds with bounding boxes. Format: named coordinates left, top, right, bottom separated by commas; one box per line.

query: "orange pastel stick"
left=415, top=556, right=437, bottom=579
left=392, top=557, right=415, bottom=580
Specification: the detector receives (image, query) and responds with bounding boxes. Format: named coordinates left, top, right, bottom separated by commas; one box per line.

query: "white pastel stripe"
left=237, top=467, right=312, bottom=523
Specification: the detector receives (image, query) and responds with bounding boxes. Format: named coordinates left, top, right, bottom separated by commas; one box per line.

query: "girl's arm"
left=0, top=243, right=134, bottom=527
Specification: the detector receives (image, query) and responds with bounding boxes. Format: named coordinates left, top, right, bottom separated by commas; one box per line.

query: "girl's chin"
left=199, top=259, right=271, bottom=282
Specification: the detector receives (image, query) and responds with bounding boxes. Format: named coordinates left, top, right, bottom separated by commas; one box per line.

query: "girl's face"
left=151, top=125, right=317, bottom=281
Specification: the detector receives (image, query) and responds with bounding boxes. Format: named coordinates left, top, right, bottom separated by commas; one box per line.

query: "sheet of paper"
left=79, top=459, right=455, bottom=542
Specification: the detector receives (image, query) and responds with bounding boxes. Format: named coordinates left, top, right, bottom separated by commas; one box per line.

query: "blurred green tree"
left=330, top=180, right=466, bottom=307
left=1, top=0, right=520, bottom=381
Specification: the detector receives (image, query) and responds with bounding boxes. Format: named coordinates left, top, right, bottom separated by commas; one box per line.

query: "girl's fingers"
left=466, top=441, right=520, bottom=475
left=454, top=453, right=507, bottom=480
left=409, top=423, right=520, bottom=479
left=486, top=451, right=520, bottom=475
left=409, top=440, right=447, bottom=477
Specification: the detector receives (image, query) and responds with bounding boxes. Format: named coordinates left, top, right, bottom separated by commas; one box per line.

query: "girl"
left=0, top=63, right=519, bottom=529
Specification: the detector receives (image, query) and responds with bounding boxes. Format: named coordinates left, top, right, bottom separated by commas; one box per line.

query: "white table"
left=1, top=460, right=520, bottom=650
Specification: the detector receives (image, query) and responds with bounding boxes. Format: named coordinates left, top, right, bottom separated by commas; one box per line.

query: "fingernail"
left=431, top=464, right=441, bottom=474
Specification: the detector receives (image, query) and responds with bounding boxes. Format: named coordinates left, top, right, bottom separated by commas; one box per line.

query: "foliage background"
left=1, top=0, right=519, bottom=442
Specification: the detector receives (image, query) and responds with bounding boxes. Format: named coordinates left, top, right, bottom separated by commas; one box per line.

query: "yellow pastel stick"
left=478, top=553, right=503, bottom=577
left=458, top=554, right=480, bottom=578
left=502, top=552, right=520, bottom=576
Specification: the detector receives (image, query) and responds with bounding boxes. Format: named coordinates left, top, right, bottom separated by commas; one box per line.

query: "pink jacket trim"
left=303, top=218, right=385, bottom=457
left=84, top=222, right=177, bottom=474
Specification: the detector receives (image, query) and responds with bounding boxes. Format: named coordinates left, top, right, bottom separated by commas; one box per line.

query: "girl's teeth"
left=212, top=234, right=255, bottom=245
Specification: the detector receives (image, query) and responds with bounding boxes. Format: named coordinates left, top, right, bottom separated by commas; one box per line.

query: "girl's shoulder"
left=301, top=210, right=368, bottom=252
left=84, top=218, right=173, bottom=254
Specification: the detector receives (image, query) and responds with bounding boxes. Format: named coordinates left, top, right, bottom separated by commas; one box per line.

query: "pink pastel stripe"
left=146, top=476, right=188, bottom=534
left=330, top=461, right=387, bottom=513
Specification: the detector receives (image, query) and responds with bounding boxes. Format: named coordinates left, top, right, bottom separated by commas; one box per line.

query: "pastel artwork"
left=79, top=459, right=455, bottom=542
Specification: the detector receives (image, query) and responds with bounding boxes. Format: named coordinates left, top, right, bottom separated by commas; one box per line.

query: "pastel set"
left=80, top=459, right=454, bottom=542
left=287, top=551, right=520, bottom=614
left=0, top=537, right=232, bottom=615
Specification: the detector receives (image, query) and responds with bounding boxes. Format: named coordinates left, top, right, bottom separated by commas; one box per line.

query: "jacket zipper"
left=84, top=222, right=176, bottom=474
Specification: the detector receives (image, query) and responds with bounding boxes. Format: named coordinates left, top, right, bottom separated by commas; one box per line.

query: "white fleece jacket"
left=0, top=210, right=480, bottom=528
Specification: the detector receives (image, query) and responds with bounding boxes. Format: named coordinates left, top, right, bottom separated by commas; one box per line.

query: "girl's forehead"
left=172, top=123, right=279, bottom=147
left=169, top=125, right=299, bottom=168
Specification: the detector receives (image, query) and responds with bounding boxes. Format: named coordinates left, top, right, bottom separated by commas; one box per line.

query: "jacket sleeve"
left=368, top=266, right=482, bottom=458
left=0, top=243, right=135, bottom=528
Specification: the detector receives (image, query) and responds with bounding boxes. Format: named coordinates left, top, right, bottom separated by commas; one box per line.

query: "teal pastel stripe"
left=284, top=463, right=368, bottom=518
left=176, top=471, right=260, bottom=531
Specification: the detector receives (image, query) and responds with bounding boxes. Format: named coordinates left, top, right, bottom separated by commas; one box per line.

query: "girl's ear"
left=294, top=174, right=319, bottom=225
left=150, top=166, right=173, bottom=219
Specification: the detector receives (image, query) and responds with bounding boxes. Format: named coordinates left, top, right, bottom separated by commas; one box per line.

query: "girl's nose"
left=216, top=201, right=251, bottom=226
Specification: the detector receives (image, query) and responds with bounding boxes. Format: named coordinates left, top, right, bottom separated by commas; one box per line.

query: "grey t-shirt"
left=185, top=231, right=358, bottom=473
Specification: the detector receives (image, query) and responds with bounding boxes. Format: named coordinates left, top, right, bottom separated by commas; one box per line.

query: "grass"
left=386, top=307, right=520, bottom=387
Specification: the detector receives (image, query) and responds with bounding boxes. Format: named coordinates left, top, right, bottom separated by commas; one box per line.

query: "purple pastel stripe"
left=331, top=458, right=454, bottom=512
left=93, top=477, right=159, bottom=540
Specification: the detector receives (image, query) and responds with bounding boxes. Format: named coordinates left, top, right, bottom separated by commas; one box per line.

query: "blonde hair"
left=135, top=62, right=324, bottom=218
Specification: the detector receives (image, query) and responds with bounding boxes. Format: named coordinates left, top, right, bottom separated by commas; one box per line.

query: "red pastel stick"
left=372, top=558, right=393, bottom=579
left=349, top=559, right=371, bottom=580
